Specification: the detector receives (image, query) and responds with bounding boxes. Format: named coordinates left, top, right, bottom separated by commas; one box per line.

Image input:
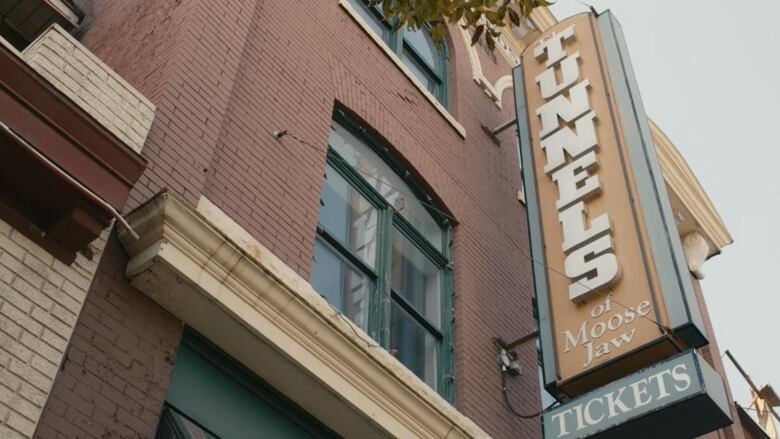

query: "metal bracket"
left=493, top=330, right=539, bottom=352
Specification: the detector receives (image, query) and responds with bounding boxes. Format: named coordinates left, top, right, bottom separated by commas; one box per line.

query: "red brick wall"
left=36, top=2, right=748, bottom=439
left=692, top=276, right=746, bottom=439
left=39, top=0, right=542, bottom=437
left=34, top=237, right=182, bottom=438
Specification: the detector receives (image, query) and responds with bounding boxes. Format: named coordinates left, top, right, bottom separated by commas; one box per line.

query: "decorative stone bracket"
left=683, top=232, right=710, bottom=280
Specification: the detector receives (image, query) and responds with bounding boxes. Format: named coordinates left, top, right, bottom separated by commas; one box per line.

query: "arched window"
left=311, top=113, right=453, bottom=399
left=348, top=0, right=449, bottom=107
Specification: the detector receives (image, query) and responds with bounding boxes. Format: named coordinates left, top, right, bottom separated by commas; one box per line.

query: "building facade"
left=0, top=1, right=744, bottom=438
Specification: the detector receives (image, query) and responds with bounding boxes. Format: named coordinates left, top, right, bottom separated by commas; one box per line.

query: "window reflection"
left=391, top=231, right=441, bottom=327
left=319, top=163, right=378, bottom=269
left=329, top=123, right=442, bottom=250
left=347, top=0, right=386, bottom=38
left=403, top=27, right=438, bottom=68
left=401, top=49, right=436, bottom=92
left=390, top=302, right=438, bottom=388
left=311, top=239, right=369, bottom=329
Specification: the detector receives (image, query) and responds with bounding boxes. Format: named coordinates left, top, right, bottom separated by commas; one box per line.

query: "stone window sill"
left=118, top=192, right=490, bottom=438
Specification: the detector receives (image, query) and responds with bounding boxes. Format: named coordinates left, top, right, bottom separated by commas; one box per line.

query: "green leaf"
left=429, top=24, right=446, bottom=48
left=471, top=25, right=484, bottom=46
left=450, top=6, right=464, bottom=23
left=368, top=0, right=547, bottom=54
left=508, top=8, right=520, bottom=26
left=485, top=32, right=496, bottom=51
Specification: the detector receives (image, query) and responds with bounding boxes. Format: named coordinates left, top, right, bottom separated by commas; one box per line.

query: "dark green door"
left=157, top=331, right=338, bottom=439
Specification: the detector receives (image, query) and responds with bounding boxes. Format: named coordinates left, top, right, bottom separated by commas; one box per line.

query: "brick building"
left=0, top=1, right=744, bottom=438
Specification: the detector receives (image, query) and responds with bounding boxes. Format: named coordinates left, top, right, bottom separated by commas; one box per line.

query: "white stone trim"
left=338, top=0, right=466, bottom=138
left=529, top=8, right=557, bottom=33
left=118, top=193, right=490, bottom=439
left=493, top=75, right=514, bottom=104
left=457, top=24, right=515, bottom=109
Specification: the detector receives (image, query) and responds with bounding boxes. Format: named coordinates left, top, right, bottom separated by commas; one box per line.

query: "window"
left=157, top=332, right=337, bottom=438
left=311, top=115, right=453, bottom=399
left=347, top=0, right=449, bottom=107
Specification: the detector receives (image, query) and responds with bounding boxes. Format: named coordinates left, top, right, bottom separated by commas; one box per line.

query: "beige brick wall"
left=0, top=219, right=107, bottom=438
left=21, top=24, right=155, bottom=155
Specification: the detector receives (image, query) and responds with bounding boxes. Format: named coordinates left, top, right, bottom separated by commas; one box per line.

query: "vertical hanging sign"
left=514, top=11, right=712, bottom=399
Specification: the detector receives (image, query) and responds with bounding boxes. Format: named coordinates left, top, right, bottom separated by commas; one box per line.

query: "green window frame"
left=311, top=112, right=454, bottom=401
left=347, top=0, right=449, bottom=107
left=157, top=405, right=220, bottom=439
left=157, top=331, right=338, bottom=439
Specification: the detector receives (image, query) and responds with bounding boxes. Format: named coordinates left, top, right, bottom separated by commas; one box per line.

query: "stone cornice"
left=650, top=121, right=733, bottom=252
left=119, top=192, right=490, bottom=439
left=529, top=7, right=557, bottom=32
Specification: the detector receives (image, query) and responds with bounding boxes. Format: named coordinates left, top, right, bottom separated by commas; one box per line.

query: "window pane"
left=403, top=27, right=439, bottom=70
left=311, top=239, right=369, bottom=329
left=348, top=0, right=386, bottom=39
left=177, top=413, right=220, bottom=439
left=391, top=231, right=441, bottom=327
left=401, top=49, right=436, bottom=93
left=390, top=302, right=438, bottom=388
left=329, top=123, right=443, bottom=250
left=319, top=163, right=378, bottom=269
left=158, top=407, right=221, bottom=439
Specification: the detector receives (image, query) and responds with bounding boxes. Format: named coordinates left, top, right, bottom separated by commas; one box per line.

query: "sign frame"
left=513, top=11, right=709, bottom=398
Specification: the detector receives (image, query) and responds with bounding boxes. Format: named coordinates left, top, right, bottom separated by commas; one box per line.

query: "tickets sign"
left=542, top=351, right=732, bottom=439
left=513, top=11, right=710, bottom=397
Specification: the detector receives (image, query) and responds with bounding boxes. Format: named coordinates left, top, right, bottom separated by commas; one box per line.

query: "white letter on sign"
left=672, top=364, right=692, bottom=392
left=541, top=111, right=598, bottom=175
left=552, top=151, right=602, bottom=210
left=551, top=409, right=573, bottom=437
left=537, top=80, right=591, bottom=139
left=534, top=25, right=576, bottom=67
left=559, top=201, right=611, bottom=253
left=565, top=235, right=620, bottom=302
left=535, top=52, right=582, bottom=99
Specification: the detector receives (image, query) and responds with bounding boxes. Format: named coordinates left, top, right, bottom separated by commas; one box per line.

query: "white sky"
left=547, top=0, right=780, bottom=410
